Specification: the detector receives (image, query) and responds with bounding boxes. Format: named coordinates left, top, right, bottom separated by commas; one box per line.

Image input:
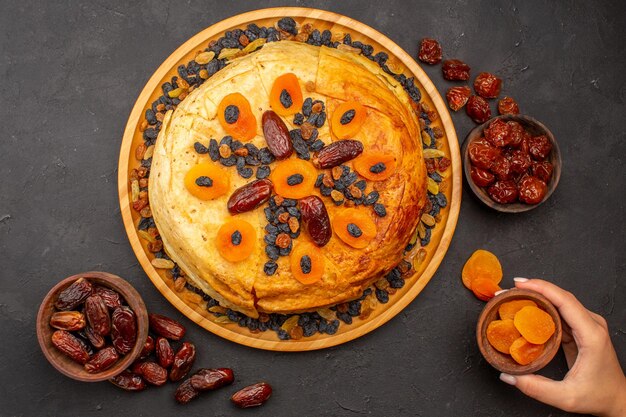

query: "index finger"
left=513, top=278, right=598, bottom=335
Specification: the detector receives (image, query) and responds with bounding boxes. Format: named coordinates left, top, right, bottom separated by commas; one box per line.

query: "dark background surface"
left=1, top=1, right=625, bottom=416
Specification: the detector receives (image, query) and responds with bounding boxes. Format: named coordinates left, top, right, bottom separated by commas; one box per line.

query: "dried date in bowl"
left=461, top=114, right=561, bottom=213
left=36, top=271, right=148, bottom=382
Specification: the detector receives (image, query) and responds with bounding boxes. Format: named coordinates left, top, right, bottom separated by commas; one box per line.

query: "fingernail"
left=513, top=277, right=529, bottom=283
left=500, top=373, right=517, bottom=386
left=494, top=289, right=508, bottom=296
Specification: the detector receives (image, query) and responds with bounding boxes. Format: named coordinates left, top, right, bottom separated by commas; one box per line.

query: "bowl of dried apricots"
left=476, top=289, right=562, bottom=375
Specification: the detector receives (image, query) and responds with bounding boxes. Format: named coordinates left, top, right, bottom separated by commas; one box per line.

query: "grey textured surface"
left=1, top=1, right=625, bottom=416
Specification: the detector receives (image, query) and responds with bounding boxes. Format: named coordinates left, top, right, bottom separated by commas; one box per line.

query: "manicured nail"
left=495, top=289, right=508, bottom=296
left=500, top=373, right=517, bottom=386
left=513, top=277, right=529, bottom=283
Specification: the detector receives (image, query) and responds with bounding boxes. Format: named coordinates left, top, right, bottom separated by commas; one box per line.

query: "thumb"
left=500, top=373, right=573, bottom=411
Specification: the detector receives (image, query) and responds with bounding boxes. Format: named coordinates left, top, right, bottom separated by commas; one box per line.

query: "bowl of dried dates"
left=462, top=114, right=561, bottom=212
left=36, top=271, right=149, bottom=382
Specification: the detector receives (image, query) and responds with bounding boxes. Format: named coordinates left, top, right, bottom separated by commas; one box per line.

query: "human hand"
left=498, top=278, right=626, bottom=417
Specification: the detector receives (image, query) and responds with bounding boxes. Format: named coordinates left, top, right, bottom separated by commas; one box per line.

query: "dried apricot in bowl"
left=184, top=163, right=230, bottom=201
left=270, top=158, right=317, bottom=199
left=353, top=152, right=397, bottom=181
left=498, top=299, right=537, bottom=320
left=509, top=337, right=544, bottom=366
left=332, top=208, right=376, bottom=249
left=513, top=306, right=556, bottom=345
left=461, top=249, right=502, bottom=290
left=290, top=242, right=325, bottom=285
left=270, top=73, right=303, bottom=116
left=330, top=101, right=366, bottom=139
left=217, top=93, right=257, bottom=141
left=486, top=319, right=521, bottom=354
left=216, top=219, right=256, bottom=262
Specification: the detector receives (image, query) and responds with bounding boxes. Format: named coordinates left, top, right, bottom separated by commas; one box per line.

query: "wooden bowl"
left=462, top=114, right=562, bottom=213
left=36, top=271, right=149, bottom=382
left=476, top=288, right=562, bottom=375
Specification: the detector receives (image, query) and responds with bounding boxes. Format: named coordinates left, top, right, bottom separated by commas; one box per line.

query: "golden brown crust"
left=149, top=41, right=427, bottom=316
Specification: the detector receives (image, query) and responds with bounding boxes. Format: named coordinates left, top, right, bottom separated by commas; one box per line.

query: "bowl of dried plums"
left=462, top=114, right=561, bottom=213
left=476, top=288, right=562, bottom=375
left=37, top=271, right=149, bottom=382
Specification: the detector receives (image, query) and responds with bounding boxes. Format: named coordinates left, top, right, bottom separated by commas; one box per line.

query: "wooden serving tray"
left=118, top=7, right=461, bottom=351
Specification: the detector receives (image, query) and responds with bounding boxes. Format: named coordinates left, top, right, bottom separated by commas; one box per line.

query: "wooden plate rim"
left=117, top=7, right=462, bottom=351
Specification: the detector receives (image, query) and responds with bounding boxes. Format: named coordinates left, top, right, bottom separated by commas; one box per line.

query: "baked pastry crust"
left=149, top=41, right=427, bottom=317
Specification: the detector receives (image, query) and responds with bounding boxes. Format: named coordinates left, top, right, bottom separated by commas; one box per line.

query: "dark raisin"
left=310, top=139, right=324, bottom=151
left=287, top=174, right=304, bottom=186
left=375, top=288, right=389, bottom=303
left=369, top=162, right=386, bottom=173
left=194, top=141, right=208, bottom=154
left=194, top=176, right=213, bottom=187
left=340, top=110, right=355, bottom=125
left=314, top=173, right=324, bottom=188
left=265, top=224, right=278, bottom=234
left=364, top=191, right=379, bottom=205
left=277, top=17, right=297, bottom=35
left=279, top=247, right=291, bottom=256
left=282, top=198, right=297, bottom=207
left=347, top=223, right=362, bottom=238
left=315, top=112, right=326, bottom=128
left=293, top=113, right=304, bottom=125
left=245, top=155, right=260, bottom=166
left=435, top=193, right=447, bottom=208
left=264, top=234, right=276, bottom=245
left=220, top=136, right=233, bottom=147
left=264, top=261, right=278, bottom=275
left=286, top=207, right=300, bottom=218
left=280, top=89, right=293, bottom=108
left=343, top=171, right=357, bottom=186
left=265, top=245, right=279, bottom=260
left=320, top=184, right=332, bottom=196
left=354, top=180, right=366, bottom=191
left=300, top=255, right=312, bottom=274
left=373, top=203, right=387, bottom=217
left=230, top=140, right=243, bottom=151
left=256, top=165, right=271, bottom=179
left=221, top=155, right=237, bottom=166
left=306, top=113, right=318, bottom=126
left=208, top=139, right=219, bottom=161
left=238, top=166, right=253, bottom=179
left=236, top=156, right=245, bottom=170
left=231, top=230, right=242, bottom=245
left=302, top=98, right=313, bottom=116
left=258, top=147, right=275, bottom=164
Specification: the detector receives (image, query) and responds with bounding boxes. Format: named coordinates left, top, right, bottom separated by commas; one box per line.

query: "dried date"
left=227, top=179, right=273, bottom=214
left=82, top=326, right=106, bottom=349
left=506, top=121, right=524, bottom=148
left=85, top=295, right=111, bottom=336
left=531, top=161, right=553, bottom=183
left=190, top=368, right=234, bottom=391
left=94, top=286, right=123, bottom=309
left=468, top=139, right=499, bottom=170
left=109, top=370, right=146, bottom=391
left=484, top=119, right=511, bottom=148
left=498, top=96, right=519, bottom=115
left=50, top=311, right=86, bottom=331
left=466, top=95, right=492, bottom=124
left=51, top=330, right=91, bottom=364
left=527, top=135, right=552, bottom=161
left=474, top=72, right=502, bottom=99
left=55, top=278, right=93, bottom=310
left=169, top=342, right=196, bottom=382
left=140, top=335, right=155, bottom=359
left=148, top=314, right=186, bottom=341
left=442, top=59, right=471, bottom=81
left=111, top=306, right=137, bottom=355
left=231, top=382, right=273, bottom=408
left=136, top=361, right=168, bottom=386
left=85, top=346, right=119, bottom=373
left=156, top=337, right=174, bottom=369
left=470, top=166, right=495, bottom=187
left=487, top=180, right=519, bottom=204
left=490, top=156, right=513, bottom=181
left=316, top=140, right=363, bottom=168
left=299, top=196, right=331, bottom=247
left=518, top=175, right=547, bottom=204
left=508, top=150, right=532, bottom=174
left=262, top=110, right=293, bottom=160
left=174, top=379, right=200, bottom=404
left=418, top=38, right=442, bottom=64
left=446, top=86, right=471, bottom=112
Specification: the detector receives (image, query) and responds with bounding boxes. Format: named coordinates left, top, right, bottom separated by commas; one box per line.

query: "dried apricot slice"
left=486, top=319, right=521, bottom=354
left=330, top=101, right=366, bottom=139
left=353, top=152, right=397, bottom=181
left=270, top=158, right=317, bottom=199
left=290, top=242, right=325, bottom=285
left=184, top=163, right=230, bottom=201
left=332, top=208, right=377, bottom=249
left=216, top=219, right=256, bottom=262
left=461, top=249, right=502, bottom=290
left=471, top=278, right=501, bottom=301
left=513, top=306, right=555, bottom=344
left=498, top=299, right=538, bottom=320
left=217, top=93, right=257, bottom=141
left=509, top=337, right=544, bottom=366
left=270, top=73, right=303, bottom=116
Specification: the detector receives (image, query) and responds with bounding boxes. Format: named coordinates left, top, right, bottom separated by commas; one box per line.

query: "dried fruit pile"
left=49, top=278, right=136, bottom=373
left=417, top=38, right=520, bottom=123
left=487, top=300, right=556, bottom=365
left=109, top=311, right=272, bottom=408
left=468, top=118, right=553, bottom=205
left=132, top=17, right=452, bottom=340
